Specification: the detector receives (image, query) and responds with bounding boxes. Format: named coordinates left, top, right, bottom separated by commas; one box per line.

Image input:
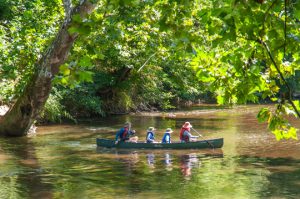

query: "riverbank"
left=131, top=104, right=272, bottom=118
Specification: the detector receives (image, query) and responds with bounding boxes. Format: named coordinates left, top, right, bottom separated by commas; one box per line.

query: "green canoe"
left=96, top=138, right=223, bottom=149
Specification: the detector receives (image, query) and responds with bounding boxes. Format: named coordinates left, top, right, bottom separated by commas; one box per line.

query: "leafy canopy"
left=1, top=0, right=300, bottom=139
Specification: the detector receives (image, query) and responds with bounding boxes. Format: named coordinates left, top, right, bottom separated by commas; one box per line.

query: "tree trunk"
left=0, top=0, right=99, bottom=136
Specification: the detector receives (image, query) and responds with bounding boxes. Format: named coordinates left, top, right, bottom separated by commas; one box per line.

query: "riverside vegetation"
left=0, top=0, right=300, bottom=139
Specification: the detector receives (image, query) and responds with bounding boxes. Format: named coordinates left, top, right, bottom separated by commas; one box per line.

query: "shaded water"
left=0, top=105, right=300, bottom=199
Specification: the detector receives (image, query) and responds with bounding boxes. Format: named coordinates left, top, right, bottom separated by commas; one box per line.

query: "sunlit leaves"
left=257, top=108, right=271, bottom=123
left=188, top=0, right=300, bottom=140
left=59, top=64, right=71, bottom=76
left=78, top=71, right=93, bottom=82
left=55, top=60, right=94, bottom=88
left=257, top=103, right=298, bottom=140
left=68, top=14, right=93, bottom=35
left=1, top=0, right=300, bottom=139
left=79, top=56, right=93, bottom=69
left=56, top=0, right=206, bottom=113
left=0, top=0, right=64, bottom=100
left=272, top=127, right=298, bottom=141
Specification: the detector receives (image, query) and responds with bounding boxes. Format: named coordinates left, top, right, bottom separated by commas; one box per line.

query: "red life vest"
left=180, top=127, right=190, bottom=142
left=121, top=127, right=129, bottom=139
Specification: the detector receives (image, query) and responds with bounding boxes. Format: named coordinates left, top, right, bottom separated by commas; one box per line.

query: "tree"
left=190, top=0, right=300, bottom=140
left=55, top=0, right=205, bottom=114
left=1, top=0, right=299, bottom=140
left=0, top=0, right=100, bottom=136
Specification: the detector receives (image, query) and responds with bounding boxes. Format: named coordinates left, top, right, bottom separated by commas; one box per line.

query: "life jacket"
left=180, top=127, right=190, bottom=142
left=121, top=127, right=129, bottom=139
left=162, top=133, right=171, bottom=143
left=146, top=131, right=155, bottom=142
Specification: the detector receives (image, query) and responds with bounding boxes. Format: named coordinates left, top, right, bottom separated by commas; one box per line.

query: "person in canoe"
left=115, top=122, right=138, bottom=144
left=146, top=127, right=157, bottom=143
left=161, top=128, right=173, bottom=143
left=180, top=122, right=199, bottom=143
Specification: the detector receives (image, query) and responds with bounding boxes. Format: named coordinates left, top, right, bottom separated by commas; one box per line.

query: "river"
left=0, top=105, right=299, bottom=199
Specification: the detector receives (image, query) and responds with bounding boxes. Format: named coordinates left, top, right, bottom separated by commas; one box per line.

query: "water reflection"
left=0, top=137, right=53, bottom=199
left=145, top=152, right=173, bottom=171
left=163, top=153, right=172, bottom=171
left=98, top=148, right=223, bottom=181
left=180, top=153, right=201, bottom=179
left=143, top=151, right=221, bottom=179
left=146, top=153, right=155, bottom=169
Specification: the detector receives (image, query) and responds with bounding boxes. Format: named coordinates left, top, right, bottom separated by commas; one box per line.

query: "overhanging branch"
left=63, top=0, right=72, bottom=17
left=257, top=39, right=300, bottom=118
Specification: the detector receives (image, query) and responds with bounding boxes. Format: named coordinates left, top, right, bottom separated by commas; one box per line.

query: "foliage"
left=1, top=0, right=300, bottom=140
left=190, top=0, right=300, bottom=140
left=40, top=88, right=76, bottom=123
left=0, top=0, right=64, bottom=101
left=0, top=0, right=12, bottom=20
left=54, top=0, right=205, bottom=114
left=60, top=87, right=105, bottom=117
left=257, top=103, right=298, bottom=140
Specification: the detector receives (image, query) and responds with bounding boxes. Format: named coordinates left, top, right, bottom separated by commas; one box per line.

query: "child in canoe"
left=161, top=128, right=173, bottom=143
left=146, top=127, right=157, bottom=143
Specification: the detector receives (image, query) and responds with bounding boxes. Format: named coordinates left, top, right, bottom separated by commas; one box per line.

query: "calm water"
left=0, top=105, right=300, bottom=199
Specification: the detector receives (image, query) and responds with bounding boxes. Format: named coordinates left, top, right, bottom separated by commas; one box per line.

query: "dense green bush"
left=39, top=89, right=75, bottom=124
left=60, top=87, right=105, bottom=118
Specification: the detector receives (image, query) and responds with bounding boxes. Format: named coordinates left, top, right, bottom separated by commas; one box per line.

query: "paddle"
left=191, top=128, right=214, bottom=149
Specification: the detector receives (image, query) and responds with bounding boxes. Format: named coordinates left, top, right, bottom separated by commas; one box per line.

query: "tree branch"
left=258, top=39, right=300, bottom=118
left=0, top=0, right=100, bottom=136
left=284, top=0, right=287, bottom=57
left=260, top=0, right=279, bottom=38
left=63, top=0, right=72, bottom=17
left=137, top=52, right=157, bottom=72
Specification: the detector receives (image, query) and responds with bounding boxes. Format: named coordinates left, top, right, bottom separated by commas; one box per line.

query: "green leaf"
left=78, top=25, right=91, bottom=35
left=272, top=129, right=284, bottom=141
left=288, top=127, right=298, bottom=140
left=61, top=77, right=68, bottom=85
left=293, top=100, right=300, bottom=111
left=294, top=2, right=300, bottom=19
left=216, top=95, right=224, bottom=105
left=79, top=56, right=93, bottom=69
left=268, top=115, right=280, bottom=131
left=257, top=108, right=270, bottom=123
left=72, top=14, right=82, bottom=23
left=59, top=64, right=70, bottom=76
left=68, top=25, right=91, bottom=35
left=68, top=26, right=79, bottom=34
left=78, top=71, right=94, bottom=82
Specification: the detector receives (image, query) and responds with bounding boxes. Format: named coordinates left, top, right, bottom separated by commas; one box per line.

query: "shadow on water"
left=0, top=137, right=53, bottom=199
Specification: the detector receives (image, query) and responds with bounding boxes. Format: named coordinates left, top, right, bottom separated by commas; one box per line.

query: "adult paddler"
left=115, top=122, right=138, bottom=144
left=179, top=122, right=199, bottom=143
